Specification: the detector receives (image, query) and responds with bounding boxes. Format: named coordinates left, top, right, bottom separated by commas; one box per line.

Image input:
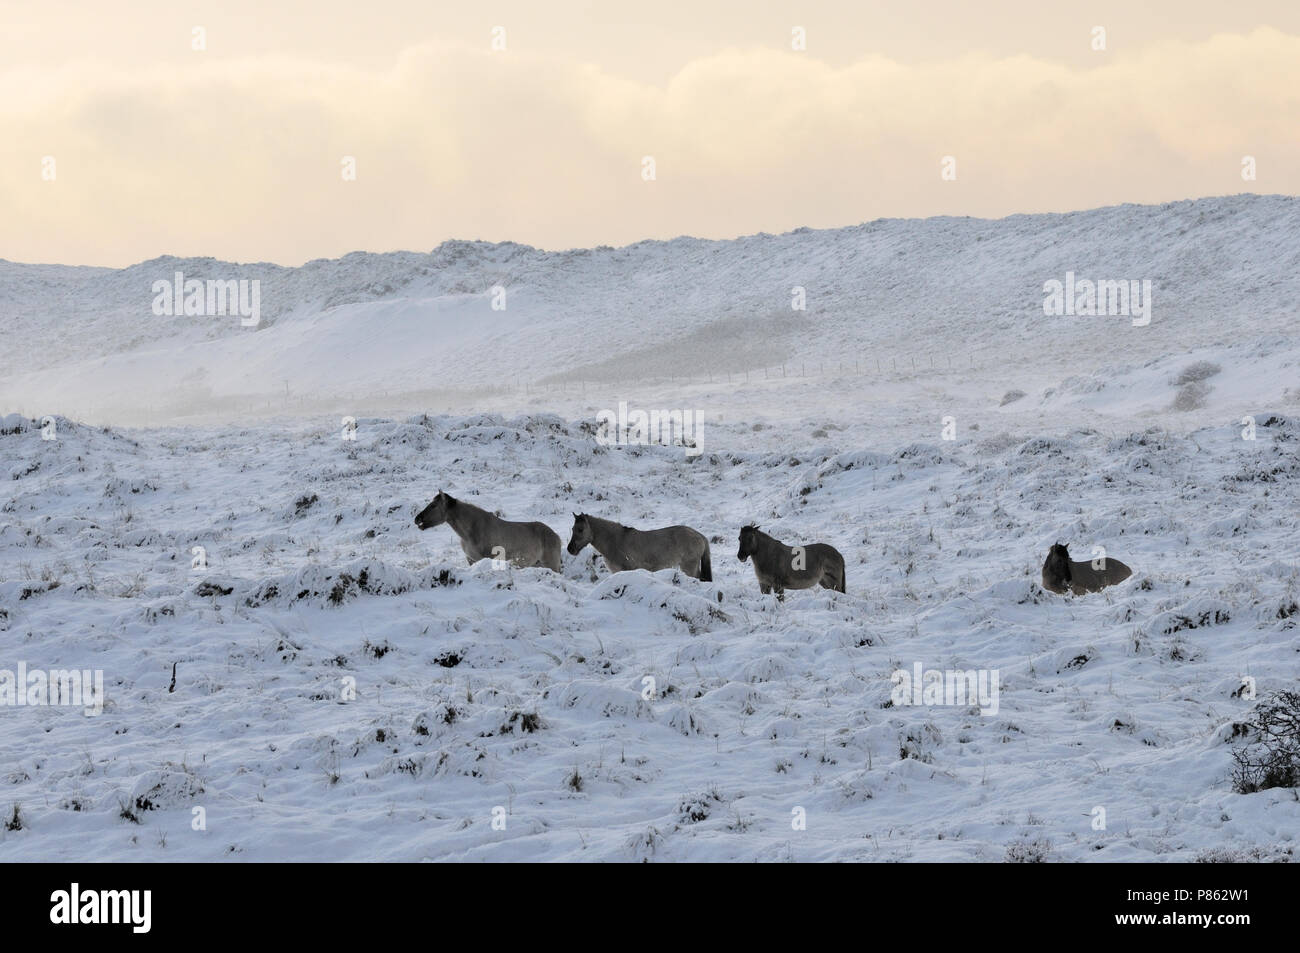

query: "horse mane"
left=584, top=513, right=626, bottom=532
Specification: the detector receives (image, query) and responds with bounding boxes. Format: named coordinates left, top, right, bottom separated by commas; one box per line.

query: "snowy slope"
left=0, top=194, right=1296, bottom=862
left=0, top=409, right=1296, bottom=861
left=1, top=194, right=1297, bottom=427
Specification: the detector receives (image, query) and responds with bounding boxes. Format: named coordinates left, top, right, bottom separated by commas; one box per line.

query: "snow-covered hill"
left=2, top=194, right=1297, bottom=429
left=0, top=195, right=1296, bottom=862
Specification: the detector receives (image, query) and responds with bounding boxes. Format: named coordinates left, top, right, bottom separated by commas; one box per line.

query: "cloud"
left=1, top=28, right=1297, bottom=265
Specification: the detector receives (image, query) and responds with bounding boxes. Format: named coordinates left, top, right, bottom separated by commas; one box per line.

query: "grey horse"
left=414, top=491, right=562, bottom=572
left=1040, top=542, right=1132, bottom=595
left=567, top=513, right=712, bottom=581
left=737, top=525, right=845, bottom=598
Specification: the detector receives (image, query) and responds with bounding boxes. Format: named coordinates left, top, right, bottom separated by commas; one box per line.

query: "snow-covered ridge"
left=1, top=194, right=1297, bottom=426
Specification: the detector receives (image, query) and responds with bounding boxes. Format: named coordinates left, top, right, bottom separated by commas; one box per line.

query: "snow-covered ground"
left=0, top=195, right=1297, bottom=861
left=0, top=402, right=1297, bottom=861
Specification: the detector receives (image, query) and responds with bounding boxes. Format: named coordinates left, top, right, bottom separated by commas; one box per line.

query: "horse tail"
left=838, top=556, right=847, bottom=594
left=699, top=543, right=712, bottom=582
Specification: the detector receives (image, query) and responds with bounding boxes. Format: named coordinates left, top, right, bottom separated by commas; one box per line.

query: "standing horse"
left=1040, top=542, right=1132, bottom=595
left=567, top=513, right=712, bottom=581
left=737, top=525, right=845, bottom=598
left=414, top=491, right=562, bottom=572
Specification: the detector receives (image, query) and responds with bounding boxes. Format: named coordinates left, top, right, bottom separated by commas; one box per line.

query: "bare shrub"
left=1171, top=380, right=1211, bottom=412
left=1174, top=360, right=1222, bottom=385
left=1231, top=690, right=1300, bottom=794
left=1005, top=834, right=1053, bottom=862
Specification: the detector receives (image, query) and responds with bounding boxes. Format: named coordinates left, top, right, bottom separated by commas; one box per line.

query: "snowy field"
left=1, top=401, right=1297, bottom=861
left=1, top=195, right=1298, bottom=861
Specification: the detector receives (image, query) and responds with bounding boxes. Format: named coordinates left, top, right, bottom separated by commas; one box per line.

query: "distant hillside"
left=1, top=194, right=1296, bottom=424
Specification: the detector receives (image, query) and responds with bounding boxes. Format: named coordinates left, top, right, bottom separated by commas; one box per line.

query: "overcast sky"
left=3, top=1, right=1298, bottom=266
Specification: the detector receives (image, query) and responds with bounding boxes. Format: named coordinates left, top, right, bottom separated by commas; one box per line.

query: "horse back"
left=525, top=520, right=561, bottom=545
left=807, top=542, right=845, bottom=568
left=666, top=524, right=709, bottom=550
left=1068, top=557, right=1132, bottom=593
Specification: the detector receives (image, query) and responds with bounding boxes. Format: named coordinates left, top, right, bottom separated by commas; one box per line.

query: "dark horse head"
left=1042, top=541, right=1072, bottom=588
left=414, top=491, right=454, bottom=530
left=737, top=525, right=760, bottom=562
left=567, top=513, right=592, bottom=555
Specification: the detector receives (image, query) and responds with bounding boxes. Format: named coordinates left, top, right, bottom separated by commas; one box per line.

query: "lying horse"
left=737, top=525, right=845, bottom=598
left=567, top=513, right=712, bottom=581
left=1040, top=542, right=1132, bottom=595
left=414, top=491, right=562, bottom=572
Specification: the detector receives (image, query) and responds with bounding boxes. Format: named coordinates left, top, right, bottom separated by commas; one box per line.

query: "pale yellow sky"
left=2, top=1, right=1298, bottom=266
